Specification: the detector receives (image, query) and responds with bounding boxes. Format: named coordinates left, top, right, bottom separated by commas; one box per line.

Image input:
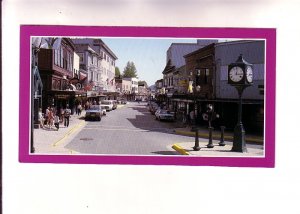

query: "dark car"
left=149, top=102, right=159, bottom=114
left=155, top=109, right=175, bottom=121
left=85, top=105, right=102, bottom=121
left=120, top=99, right=127, bottom=104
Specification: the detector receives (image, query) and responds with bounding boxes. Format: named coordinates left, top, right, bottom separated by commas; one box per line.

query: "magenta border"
left=19, top=25, right=276, bottom=167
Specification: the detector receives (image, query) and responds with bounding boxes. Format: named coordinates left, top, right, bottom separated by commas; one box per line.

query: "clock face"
left=229, top=66, right=244, bottom=82
left=246, top=66, right=253, bottom=83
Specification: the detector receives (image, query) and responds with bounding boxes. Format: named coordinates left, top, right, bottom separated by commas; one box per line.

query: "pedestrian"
left=64, top=104, right=71, bottom=127
left=48, top=107, right=54, bottom=129
left=78, top=103, right=82, bottom=116
left=38, top=108, right=44, bottom=128
left=45, top=106, right=50, bottom=127
left=75, top=103, right=79, bottom=115
left=85, top=101, right=90, bottom=110
left=54, top=113, right=60, bottom=130
left=60, top=107, right=65, bottom=124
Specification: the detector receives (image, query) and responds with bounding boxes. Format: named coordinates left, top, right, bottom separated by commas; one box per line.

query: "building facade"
left=115, top=77, right=132, bottom=100
left=38, top=38, right=85, bottom=113
left=161, top=40, right=217, bottom=116
left=156, top=39, right=265, bottom=132
left=123, top=77, right=139, bottom=100
left=72, top=39, right=118, bottom=93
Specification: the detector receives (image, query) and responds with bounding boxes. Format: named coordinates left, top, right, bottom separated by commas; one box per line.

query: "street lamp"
left=190, top=69, right=201, bottom=151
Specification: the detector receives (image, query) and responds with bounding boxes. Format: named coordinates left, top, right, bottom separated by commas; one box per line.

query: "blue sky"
left=102, top=38, right=197, bottom=86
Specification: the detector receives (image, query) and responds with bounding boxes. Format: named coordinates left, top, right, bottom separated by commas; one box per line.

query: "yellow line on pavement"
left=52, top=121, right=86, bottom=147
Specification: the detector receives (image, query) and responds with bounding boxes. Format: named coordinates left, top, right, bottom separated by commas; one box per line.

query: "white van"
left=100, top=100, right=114, bottom=111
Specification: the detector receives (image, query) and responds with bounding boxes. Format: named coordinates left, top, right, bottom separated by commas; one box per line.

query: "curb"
left=172, top=144, right=190, bottom=155
left=174, top=129, right=263, bottom=145
left=52, top=120, right=86, bottom=147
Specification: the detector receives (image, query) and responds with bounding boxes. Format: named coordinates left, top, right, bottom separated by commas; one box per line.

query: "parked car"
left=119, top=98, right=127, bottom=104
left=155, top=109, right=175, bottom=121
left=100, top=100, right=114, bottom=111
left=85, top=105, right=103, bottom=121
left=149, top=102, right=159, bottom=114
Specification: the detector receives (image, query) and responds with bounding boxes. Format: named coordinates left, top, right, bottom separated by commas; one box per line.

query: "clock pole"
left=231, top=86, right=247, bottom=152
left=228, top=54, right=253, bottom=153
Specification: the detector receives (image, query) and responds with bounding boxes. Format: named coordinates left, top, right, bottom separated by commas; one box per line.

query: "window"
left=204, top=69, right=209, bottom=84
left=88, top=55, right=92, bottom=65
left=78, top=53, right=84, bottom=63
left=198, top=68, right=210, bottom=84
left=60, top=48, right=64, bottom=68
left=90, top=72, right=94, bottom=81
left=54, top=49, right=58, bottom=65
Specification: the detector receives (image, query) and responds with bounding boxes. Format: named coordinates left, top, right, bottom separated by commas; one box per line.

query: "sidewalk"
left=170, top=140, right=264, bottom=157
left=33, top=112, right=86, bottom=154
left=171, top=125, right=264, bottom=156
left=174, top=126, right=264, bottom=145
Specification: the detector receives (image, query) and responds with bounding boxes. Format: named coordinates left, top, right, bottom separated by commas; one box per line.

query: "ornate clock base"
left=231, top=122, right=247, bottom=153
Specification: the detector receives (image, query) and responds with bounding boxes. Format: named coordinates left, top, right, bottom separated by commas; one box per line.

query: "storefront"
left=43, top=90, right=86, bottom=114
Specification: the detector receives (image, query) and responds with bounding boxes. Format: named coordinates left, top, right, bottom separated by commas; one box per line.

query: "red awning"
left=80, top=73, right=87, bottom=81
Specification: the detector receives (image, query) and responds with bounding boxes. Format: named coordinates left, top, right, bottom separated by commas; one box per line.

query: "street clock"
left=227, top=54, right=254, bottom=153
left=228, top=54, right=253, bottom=85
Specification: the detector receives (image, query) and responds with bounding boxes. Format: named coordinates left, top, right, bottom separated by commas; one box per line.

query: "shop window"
left=78, top=53, right=84, bottom=63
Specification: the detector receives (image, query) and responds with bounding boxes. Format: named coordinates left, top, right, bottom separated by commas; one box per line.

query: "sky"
left=101, top=38, right=197, bottom=86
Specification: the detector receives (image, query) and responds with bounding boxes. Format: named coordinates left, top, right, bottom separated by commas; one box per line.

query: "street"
left=33, top=101, right=264, bottom=156
left=64, top=102, right=194, bottom=155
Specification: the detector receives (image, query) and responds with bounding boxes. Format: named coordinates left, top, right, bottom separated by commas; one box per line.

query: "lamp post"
left=190, top=70, right=201, bottom=151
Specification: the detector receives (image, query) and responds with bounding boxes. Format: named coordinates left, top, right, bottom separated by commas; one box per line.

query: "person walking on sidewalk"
left=45, top=106, right=50, bottom=127
left=60, top=107, right=65, bottom=125
left=38, top=108, right=44, bottom=128
left=77, top=103, right=82, bottom=116
left=64, top=104, right=71, bottom=127
left=54, top=113, right=60, bottom=130
left=48, top=107, right=54, bottom=129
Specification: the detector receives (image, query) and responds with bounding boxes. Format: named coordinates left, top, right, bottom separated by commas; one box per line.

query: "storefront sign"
left=55, top=94, right=70, bottom=99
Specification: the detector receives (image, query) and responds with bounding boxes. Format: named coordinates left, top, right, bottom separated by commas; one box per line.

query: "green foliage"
left=122, top=61, right=138, bottom=78
left=115, top=67, right=121, bottom=77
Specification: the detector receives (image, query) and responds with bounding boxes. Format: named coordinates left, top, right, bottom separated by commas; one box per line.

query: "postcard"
left=19, top=25, right=276, bottom=167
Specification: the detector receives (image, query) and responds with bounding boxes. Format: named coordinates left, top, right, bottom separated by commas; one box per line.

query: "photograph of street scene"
left=31, top=37, right=264, bottom=157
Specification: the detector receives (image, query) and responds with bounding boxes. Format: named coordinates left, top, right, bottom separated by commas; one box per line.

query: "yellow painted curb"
left=52, top=121, right=86, bottom=147
left=172, top=144, right=190, bottom=155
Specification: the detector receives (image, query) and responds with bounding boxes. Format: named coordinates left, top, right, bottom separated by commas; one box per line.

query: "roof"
left=72, top=38, right=118, bottom=60
left=162, top=59, right=175, bottom=74
left=184, top=43, right=215, bottom=58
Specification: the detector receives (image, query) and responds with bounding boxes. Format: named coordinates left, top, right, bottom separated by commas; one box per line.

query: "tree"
left=115, top=67, right=121, bottom=78
left=122, top=61, right=138, bottom=78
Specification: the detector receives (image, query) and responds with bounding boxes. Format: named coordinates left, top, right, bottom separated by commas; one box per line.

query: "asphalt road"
left=65, top=102, right=195, bottom=155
